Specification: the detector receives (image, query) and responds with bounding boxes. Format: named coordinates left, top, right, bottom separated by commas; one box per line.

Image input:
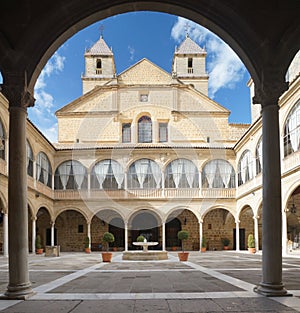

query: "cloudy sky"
left=27, top=12, right=251, bottom=142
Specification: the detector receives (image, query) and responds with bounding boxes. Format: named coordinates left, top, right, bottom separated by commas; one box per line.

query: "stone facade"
left=0, top=35, right=299, bottom=254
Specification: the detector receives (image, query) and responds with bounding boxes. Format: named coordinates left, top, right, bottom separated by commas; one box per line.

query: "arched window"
left=96, top=59, right=102, bottom=74
left=238, top=150, right=254, bottom=186
left=283, top=100, right=300, bottom=157
left=138, top=116, right=152, bottom=143
left=165, top=159, right=198, bottom=188
left=256, top=137, right=262, bottom=175
left=26, top=140, right=34, bottom=177
left=54, top=160, right=87, bottom=190
left=127, top=159, right=161, bottom=189
left=91, top=159, right=124, bottom=190
left=36, top=152, right=52, bottom=187
left=0, top=119, right=5, bottom=160
left=202, top=159, right=235, bottom=188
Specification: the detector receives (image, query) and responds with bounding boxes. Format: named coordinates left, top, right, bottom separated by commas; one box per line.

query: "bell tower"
left=82, top=35, right=116, bottom=94
left=172, top=34, right=208, bottom=95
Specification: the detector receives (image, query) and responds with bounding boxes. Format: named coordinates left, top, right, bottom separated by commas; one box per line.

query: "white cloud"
left=171, top=17, right=246, bottom=98
left=128, top=45, right=135, bottom=62
left=32, top=52, right=66, bottom=142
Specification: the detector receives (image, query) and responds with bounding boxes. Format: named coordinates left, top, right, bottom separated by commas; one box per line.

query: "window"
left=91, top=159, right=124, bottom=190
left=159, top=123, right=168, bottom=142
left=0, top=119, right=5, bottom=160
left=238, top=150, right=254, bottom=186
left=54, top=160, right=87, bottom=190
left=138, top=116, right=152, bottom=143
left=36, top=152, right=52, bottom=187
left=127, top=159, right=161, bottom=189
left=140, top=94, right=148, bottom=102
left=256, top=137, right=262, bottom=175
left=188, top=58, right=193, bottom=73
left=202, top=159, right=235, bottom=188
left=165, top=159, right=198, bottom=188
left=283, top=100, right=300, bottom=157
left=26, top=140, right=34, bottom=177
left=122, top=123, right=131, bottom=143
left=96, top=59, right=102, bottom=74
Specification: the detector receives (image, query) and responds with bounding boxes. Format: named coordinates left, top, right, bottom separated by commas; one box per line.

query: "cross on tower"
left=185, top=22, right=190, bottom=37
left=99, top=24, right=104, bottom=38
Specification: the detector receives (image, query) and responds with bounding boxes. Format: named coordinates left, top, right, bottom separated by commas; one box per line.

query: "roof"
left=85, top=36, right=113, bottom=56
left=175, top=35, right=206, bottom=55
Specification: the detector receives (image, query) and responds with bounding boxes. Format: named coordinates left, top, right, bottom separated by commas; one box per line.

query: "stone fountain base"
left=122, top=251, right=168, bottom=261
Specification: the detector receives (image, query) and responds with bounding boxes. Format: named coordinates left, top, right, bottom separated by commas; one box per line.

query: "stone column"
left=125, top=222, right=128, bottom=251
left=32, top=218, right=36, bottom=253
left=162, top=222, right=166, bottom=251
left=282, top=210, right=288, bottom=255
left=51, top=222, right=55, bottom=246
left=253, top=80, right=288, bottom=296
left=254, top=216, right=259, bottom=252
left=87, top=222, right=91, bottom=249
left=235, top=220, right=240, bottom=251
left=3, top=213, right=8, bottom=257
left=2, top=79, right=35, bottom=299
left=199, top=220, right=203, bottom=252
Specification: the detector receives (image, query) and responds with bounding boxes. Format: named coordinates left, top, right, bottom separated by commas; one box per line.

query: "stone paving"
left=0, top=251, right=300, bottom=312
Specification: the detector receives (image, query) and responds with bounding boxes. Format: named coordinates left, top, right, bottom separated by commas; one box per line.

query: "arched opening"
left=166, top=218, right=181, bottom=250
left=238, top=206, right=254, bottom=250
left=91, top=209, right=125, bottom=251
left=129, top=210, right=161, bottom=250
left=55, top=209, right=86, bottom=252
left=203, top=208, right=235, bottom=251
left=286, top=186, right=300, bottom=252
left=36, top=207, right=52, bottom=248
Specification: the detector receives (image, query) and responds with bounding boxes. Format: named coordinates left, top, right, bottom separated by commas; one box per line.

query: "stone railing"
left=282, top=151, right=300, bottom=174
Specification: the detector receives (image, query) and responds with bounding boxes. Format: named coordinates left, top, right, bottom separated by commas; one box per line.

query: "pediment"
left=117, top=58, right=173, bottom=85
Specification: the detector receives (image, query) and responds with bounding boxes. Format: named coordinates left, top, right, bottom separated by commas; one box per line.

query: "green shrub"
left=137, top=235, right=145, bottom=242
left=35, top=234, right=42, bottom=250
left=248, top=234, right=255, bottom=248
left=221, top=237, right=230, bottom=246
left=201, top=236, right=207, bottom=248
left=102, top=232, right=115, bottom=251
left=84, top=236, right=90, bottom=248
left=177, top=230, right=189, bottom=251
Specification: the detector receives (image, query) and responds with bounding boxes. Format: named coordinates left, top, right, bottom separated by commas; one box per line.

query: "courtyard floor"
left=0, top=251, right=300, bottom=312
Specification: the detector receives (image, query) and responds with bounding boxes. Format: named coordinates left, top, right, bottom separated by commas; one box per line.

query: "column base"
left=2, top=283, right=35, bottom=300
left=254, top=283, right=292, bottom=297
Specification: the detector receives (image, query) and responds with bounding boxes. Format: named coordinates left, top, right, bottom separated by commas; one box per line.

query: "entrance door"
left=233, top=228, right=246, bottom=250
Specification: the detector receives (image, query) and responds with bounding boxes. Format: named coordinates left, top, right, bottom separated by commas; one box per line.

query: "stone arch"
left=238, top=205, right=255, bottom=250
left=55, top=209, right=87, bottom=252
left=91, top=208, right=125, bottom=251
left=128, top=208, right=162, bottom=250
left=166, top=207, right=200, bottom=251
left=202, top=206, right=235, bottom=251
left=36, top=207, right=52, bottom=248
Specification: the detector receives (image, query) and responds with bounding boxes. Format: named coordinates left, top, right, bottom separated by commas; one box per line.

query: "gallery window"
left=36, top=152, right=52, bottom=188
left=0, top=119, right=5, bottom=160
left=238, top=150, right=254, bottom=186
left=26, top=140, right=34, bottom=177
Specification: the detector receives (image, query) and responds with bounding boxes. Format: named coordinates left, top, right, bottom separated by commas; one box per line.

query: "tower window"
left=96, top=59, right=102, bottom=74
left=188, top=58, right=193, bottom=73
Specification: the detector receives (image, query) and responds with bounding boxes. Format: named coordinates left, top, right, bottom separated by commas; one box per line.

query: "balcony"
left=282, top=150, right=300, bottom=174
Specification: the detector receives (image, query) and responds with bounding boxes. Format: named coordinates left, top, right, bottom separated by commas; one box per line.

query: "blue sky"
left=28, top=12, right=251, bottom=142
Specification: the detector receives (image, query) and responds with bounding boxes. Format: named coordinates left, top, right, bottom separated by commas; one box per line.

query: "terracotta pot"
left=171, top=246, right=177, bottom=251
left=248, top=247, right=256, bottom=254
left=85, top=248, right=91, bottom=254
left=201, top=247, right=206, bottom=252
left=112, top=247, right=118, bottom=252
left=36, top=248, right=43, bottom=254
left=223, top=246, right=229, bottom=250
left=102, top=252, right=113, bottom=262
left=178, top=252, right=189, bottom=261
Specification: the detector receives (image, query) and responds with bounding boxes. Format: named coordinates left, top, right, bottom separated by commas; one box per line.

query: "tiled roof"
left=175, top=36, right=206, bottom=55
left=85, top=36, right=113, bottom=55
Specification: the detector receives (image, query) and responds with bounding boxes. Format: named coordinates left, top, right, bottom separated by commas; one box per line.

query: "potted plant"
left=84, top=236, right=91, bottom=253
left=136, top=235, right=145, bottom=242
left=248, top=233, right=256, bottom=253
left=35, top=234, right=43, bottom=254
left=201, top=235, right=207, bottom=252
left=221, top=237, right=230, bottom=250
left=101, top=232, right=115, bottom=262
left=177, top=230, right=189, bottom=261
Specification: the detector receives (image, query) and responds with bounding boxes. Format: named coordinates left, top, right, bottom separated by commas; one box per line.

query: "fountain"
left=122, top=241, right=168, bottom=260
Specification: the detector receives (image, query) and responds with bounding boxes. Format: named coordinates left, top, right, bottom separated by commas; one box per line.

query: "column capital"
left=253, top=70, right=288, bottom=107
left=235, top=219, right=240, bottom=224
left=1, top=71, right=35, bottom=108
